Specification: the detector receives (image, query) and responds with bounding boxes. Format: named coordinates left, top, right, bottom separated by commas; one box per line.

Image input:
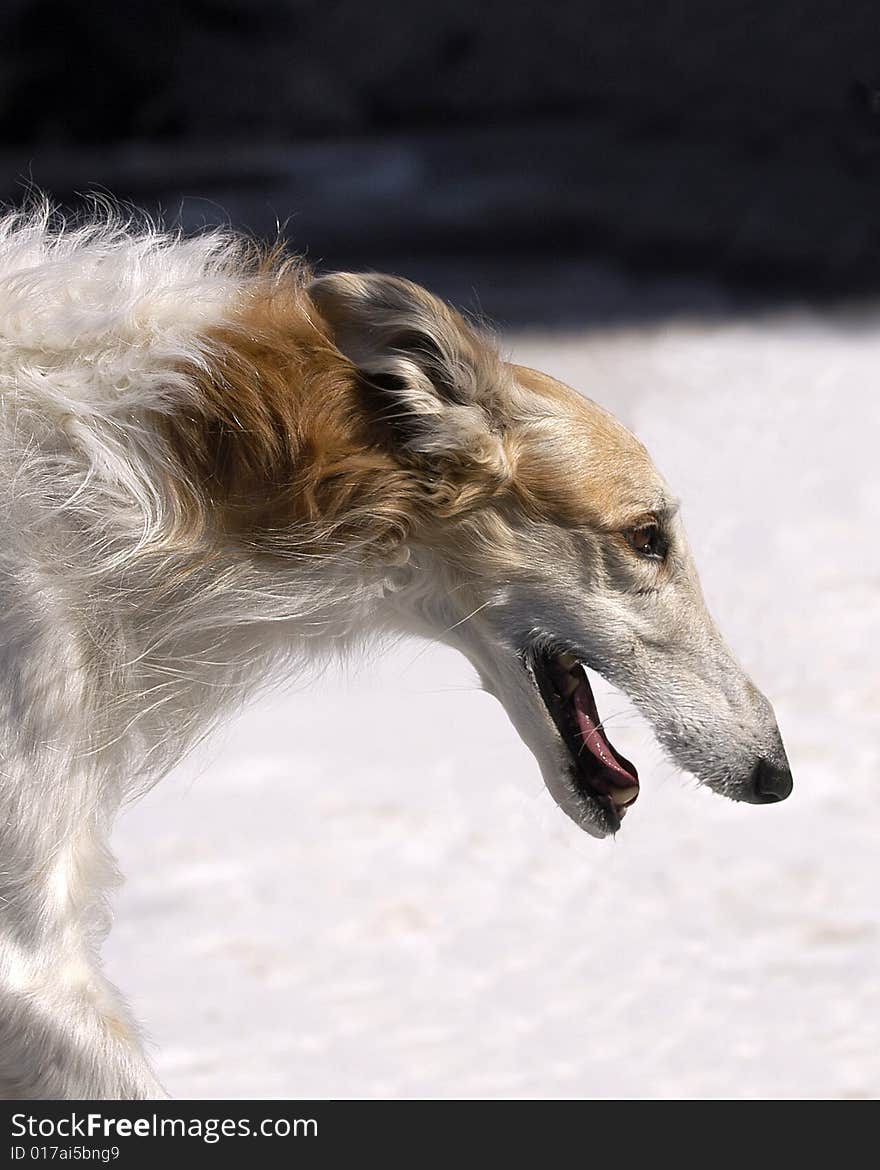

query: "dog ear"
left=308, top=272, right=507, bottom=461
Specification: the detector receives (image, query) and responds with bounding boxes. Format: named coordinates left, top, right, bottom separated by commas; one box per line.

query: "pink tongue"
left=572, top=676, right=639, bottom=790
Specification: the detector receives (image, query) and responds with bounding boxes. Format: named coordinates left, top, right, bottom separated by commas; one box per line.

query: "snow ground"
left=106, top=309, right=880, bottom=1099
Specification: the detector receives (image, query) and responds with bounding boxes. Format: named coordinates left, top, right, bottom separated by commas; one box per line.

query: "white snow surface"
left=106, top=310, right=880, bottom=1099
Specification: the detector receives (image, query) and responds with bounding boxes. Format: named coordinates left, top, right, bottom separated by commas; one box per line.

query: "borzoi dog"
left=0, top=208, right=792, bottom=1098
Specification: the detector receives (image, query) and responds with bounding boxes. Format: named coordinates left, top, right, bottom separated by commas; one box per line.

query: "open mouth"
left=528, top=647, right=640, bottom=834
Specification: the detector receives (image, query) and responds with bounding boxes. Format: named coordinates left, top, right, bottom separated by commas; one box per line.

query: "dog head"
left=310, top=272, right=793, bottom=837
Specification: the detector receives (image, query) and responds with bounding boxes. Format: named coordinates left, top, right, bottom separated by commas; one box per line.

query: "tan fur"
left=507, top=365, right=667, bottom=531
left=162, top=283, right=663, bottom=582
left=164, top=266, right=514, bottom=558
left=164, top=267, right=415, bottom=555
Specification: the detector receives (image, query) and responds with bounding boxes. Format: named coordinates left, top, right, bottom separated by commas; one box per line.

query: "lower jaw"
left=536, top=748, right=627, bottom=837
left=567, top=771, right=623, bottom=834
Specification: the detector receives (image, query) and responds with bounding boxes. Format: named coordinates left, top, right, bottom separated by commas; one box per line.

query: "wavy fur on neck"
left=0, top=205, right=515, bottom=1097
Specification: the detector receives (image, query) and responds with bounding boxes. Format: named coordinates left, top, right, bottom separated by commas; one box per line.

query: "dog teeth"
left=610, top=785, right=639, bottom=807
left=553, top=652, right=581, bottom=696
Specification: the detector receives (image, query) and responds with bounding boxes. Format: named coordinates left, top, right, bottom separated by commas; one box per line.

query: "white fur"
left=0, top=208, right=389, bottom=1097
left=0, top=207, right=790, bottom=1098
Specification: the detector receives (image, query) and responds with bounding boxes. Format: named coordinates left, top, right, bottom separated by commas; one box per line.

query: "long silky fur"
left=0, top=204, right=789, bottom=1099
left=0, top=206, right=428, bottom=1098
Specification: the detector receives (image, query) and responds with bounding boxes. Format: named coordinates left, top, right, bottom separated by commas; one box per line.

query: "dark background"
left=3, top=0, right=880, bottom=324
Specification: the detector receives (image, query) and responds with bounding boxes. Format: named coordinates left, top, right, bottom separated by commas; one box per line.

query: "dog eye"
left=625, top=521, right=667, bottom=561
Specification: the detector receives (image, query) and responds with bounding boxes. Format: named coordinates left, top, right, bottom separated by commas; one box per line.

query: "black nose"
left=749, top=757, right=793, bottom=803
